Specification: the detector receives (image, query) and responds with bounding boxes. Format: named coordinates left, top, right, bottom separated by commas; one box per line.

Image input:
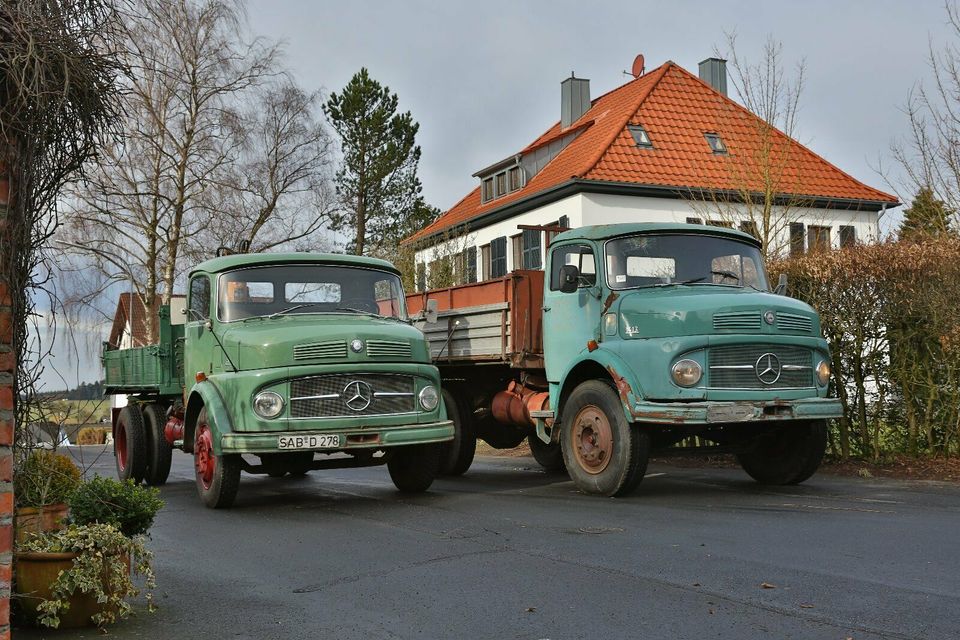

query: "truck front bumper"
left=220, top=419, right=454, bottom=455
left=630, top=397, right=843, bottom=425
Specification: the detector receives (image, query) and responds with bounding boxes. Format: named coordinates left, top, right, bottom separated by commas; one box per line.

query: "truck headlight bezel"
left=418, top=385, right=439, bottom=411
left=816, top=360, right=831, bottom=386
left=671, top=359, right=703, bottom=387
left=253, top=391, right=285, bottom=419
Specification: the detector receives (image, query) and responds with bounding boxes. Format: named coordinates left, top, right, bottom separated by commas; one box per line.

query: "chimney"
left=698, top=58, right=727, bottom=96
left=561, top=73, right=590, bottom=129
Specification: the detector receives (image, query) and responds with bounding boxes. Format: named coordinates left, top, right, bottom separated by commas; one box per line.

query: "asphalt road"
left=14, top=446, right=960, bottom=640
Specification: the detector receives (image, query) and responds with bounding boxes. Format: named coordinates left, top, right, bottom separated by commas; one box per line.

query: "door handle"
left=543, top=307, right=551, bottom=312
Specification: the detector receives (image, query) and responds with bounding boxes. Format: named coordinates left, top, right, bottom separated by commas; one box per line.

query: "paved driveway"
left=15, top=446, right=960, bottom=639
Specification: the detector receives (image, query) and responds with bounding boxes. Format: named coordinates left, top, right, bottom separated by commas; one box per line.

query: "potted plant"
left=15, top=523, right=156, bottom=628
left=13, top=450, right=82, bottom=542
left=68, top=476, right=164, bottom=537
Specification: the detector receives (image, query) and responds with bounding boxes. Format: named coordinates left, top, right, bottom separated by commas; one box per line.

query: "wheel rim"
left=116, top=421, right=128, bottom=471
left=195, top=423, right=216, bottom=490
left=571, top=404, right=613, bottom=474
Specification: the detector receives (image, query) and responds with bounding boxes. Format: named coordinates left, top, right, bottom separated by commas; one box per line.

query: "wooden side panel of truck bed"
left=406, top=270, right=544, bottom=368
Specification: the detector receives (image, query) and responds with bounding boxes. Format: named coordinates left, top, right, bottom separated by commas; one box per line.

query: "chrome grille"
left=708, top=345, right=813, bottom=389
left=777, top=313, right=813, bottom=334
left=293, top=340, right=347, bottom=361
left=366, top=340, right=411, bottom=358
left=289, top=374, right=415, bottom=418
left=713, top=311, right=761, bottom=332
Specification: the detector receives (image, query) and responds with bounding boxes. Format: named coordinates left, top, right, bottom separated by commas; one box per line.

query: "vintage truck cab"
left=104, top=253, right=453, bottom=508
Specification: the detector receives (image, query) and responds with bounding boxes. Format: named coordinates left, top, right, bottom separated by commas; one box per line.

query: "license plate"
left=278, top=434, right=341, bottom=450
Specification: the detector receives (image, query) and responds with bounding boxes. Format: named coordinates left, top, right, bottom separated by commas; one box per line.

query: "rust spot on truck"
left=601, top=291, right=619, bottom=315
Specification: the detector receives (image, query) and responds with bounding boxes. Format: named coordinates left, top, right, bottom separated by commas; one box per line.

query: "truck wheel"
left=440, top=389, right=476, bottom=476
left=736, top=420, right=828, bottom=485
left=142, top=404, right=173, bottom=486
left=561, top=380, right=649, bottom=497
left=115, top=406, right=147, bottom=484
left=387, top=444, right=440, bottom=493
left=194, top=408, right=241, bottom=508
left=528, top=432, right=565, bottom=473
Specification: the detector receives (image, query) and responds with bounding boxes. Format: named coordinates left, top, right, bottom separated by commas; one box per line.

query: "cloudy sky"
left=38, top=0, right=954, bottom=390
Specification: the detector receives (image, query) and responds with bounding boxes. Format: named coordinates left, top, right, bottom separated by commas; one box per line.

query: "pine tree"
left=324, top=68, right=430, bottom=255
left=899, top=186, right=956, bottom=241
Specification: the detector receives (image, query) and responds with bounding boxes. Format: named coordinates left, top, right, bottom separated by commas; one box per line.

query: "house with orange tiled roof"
left=405, top=57, right=899, bottom=291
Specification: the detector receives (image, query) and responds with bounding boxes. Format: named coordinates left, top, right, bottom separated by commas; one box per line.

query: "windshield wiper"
left=264, top=303, right=325, bottom=319
left=711, top=269, right=742, bottom=285
left=638, top=277, right=706, bottom=288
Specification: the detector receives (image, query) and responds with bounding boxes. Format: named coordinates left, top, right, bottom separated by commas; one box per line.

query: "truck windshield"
left=604, top=234, right=769, bottom=291
left=217, top=264, right=407, bottom=322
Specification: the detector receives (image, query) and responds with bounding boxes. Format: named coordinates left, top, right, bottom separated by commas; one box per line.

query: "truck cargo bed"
left=102, top=306, right=184, bottom=397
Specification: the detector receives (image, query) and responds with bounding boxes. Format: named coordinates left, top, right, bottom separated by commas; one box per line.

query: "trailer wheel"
left=528, top=432, right=565, bottom=473
left=115, top=406, right=147, bottom=484
left=194, top=408, right=240, bottom=508
left=561, top=381, right=649, bottom=497
left=387, top=444, right=440, bottom=493
left=736, top=420, right=827, bottom=485
left=440, top=389, right=476, bottom=476
left=142, top=404, right=173, bottom=486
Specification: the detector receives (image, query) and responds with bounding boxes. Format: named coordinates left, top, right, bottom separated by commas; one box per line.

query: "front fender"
left=184, top=380, right=235, bottom=455
left=555, top=348, right=644, bottom=428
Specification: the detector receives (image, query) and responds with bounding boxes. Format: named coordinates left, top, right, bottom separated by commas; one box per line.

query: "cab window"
left=188, top=276, right=210, bottom=320
left=550, top=244, right=596, bottom=290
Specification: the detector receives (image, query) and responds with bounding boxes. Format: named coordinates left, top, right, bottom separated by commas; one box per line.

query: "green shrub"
left=69, top=476, right=163, bottom=537
left=14, top=451, right=82, bottom=508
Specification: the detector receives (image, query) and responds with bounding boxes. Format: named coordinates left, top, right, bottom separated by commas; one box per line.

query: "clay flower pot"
left=14, top=504, right=69, bottom=543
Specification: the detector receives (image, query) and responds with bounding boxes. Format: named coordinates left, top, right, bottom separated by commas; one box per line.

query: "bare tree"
left=63, top=0, right=278, bottom=342
left=689, top=33, right=814, bottom=258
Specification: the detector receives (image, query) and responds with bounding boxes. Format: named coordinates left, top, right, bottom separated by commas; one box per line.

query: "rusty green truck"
left=103, top=252, right=453, bottom=508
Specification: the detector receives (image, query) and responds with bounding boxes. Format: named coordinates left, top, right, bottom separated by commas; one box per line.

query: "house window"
left=790, top=223, right=805, bottom=256
left=839, top=225, right=856, bottom=248
left=808, top=226, right=831, bottom=252
left=708, top=219, right=733, bottom=228
left=704, top=133, right=727, bottom=154
left=740, top=220, right=759, bottom=239
left=189, top=276, right=210, bottom=320
left=481, top=244, right=491, bottom=280
left=415, top=263, right=426, bottom=292
left=686, top=217, right=703, bottom=225
left=509, top=166, right=522, bottom=191
left=465, top=246, right=477, bottom=283
left=522, top=228, right=542, bottom=270
left=482, top=177, right=494, bottom=202
left=559, top=215, right=569, bottom=229
left=490, top=236, right=508, bottom=278
left=512, top=234, right=523, bottom=270
left=627, top=124, right=653, bottom=149
left=496, top=172, right=507, bottom=197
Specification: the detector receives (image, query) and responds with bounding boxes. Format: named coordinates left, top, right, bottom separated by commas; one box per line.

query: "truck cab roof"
left=190, top=252, right=400, bottom=276
left=551, top=222, right=760, bottom=246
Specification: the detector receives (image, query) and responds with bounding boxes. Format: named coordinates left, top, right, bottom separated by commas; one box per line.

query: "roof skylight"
left=628, top=125, right=653, bottom=149
left=704, top=133, right=727, bottom=154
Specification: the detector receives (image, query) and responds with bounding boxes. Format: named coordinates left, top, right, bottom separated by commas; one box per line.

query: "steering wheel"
left=341, top=298, right=381, bottom=314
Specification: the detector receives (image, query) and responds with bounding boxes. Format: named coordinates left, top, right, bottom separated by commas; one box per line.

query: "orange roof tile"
left=407, top=62, right=897, bottom=245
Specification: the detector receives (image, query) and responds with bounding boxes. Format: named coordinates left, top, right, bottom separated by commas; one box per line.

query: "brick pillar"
left=0, top=163, right=13, bottom=639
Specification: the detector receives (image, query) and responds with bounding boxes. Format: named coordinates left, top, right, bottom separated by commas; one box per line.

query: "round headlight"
left=418, top=385, right=439, bottom=411
left=253, top=391, right=284, bottom=418
left=671, top=359, right=703, bottom=387
left=816, top=360, right=831, bottom=386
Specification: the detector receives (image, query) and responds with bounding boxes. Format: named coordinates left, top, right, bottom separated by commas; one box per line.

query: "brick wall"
left=0, top=164, right=13, bottom=639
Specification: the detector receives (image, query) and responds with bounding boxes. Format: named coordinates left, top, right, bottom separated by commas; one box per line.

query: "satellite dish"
left=631, top=54, right=645, bottom=78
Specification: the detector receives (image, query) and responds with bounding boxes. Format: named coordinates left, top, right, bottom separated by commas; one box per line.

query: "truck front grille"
left=708, top=345, right=813, bottom=389
left=289, top=374, right=415, bottom=418
left=366, top=340, right=411, bottom=358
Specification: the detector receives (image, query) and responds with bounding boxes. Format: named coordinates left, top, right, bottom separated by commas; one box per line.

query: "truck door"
left=184, top=274, right=216, bottom=384
left=543, top=242, right=599, bottom=383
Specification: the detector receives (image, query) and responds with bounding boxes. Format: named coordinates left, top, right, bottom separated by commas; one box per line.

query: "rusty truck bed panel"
left=407, top=271, right=544, bottom=368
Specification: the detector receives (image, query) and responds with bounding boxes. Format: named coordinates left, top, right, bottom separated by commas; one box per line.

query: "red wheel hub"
left=571, top=405, right=614, bottom=475
left=195, top=423, right=216, bottom=490
left=116, top=421, right=128, bottom=471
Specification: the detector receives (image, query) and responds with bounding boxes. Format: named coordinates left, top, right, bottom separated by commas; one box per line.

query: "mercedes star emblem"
left=764, top=310, right=776, bottom=325
left=350, top=339, right=364, bottom=353
left=754, top=353, right=782, bottom=385
left=342, top=380, right=373, bottom=411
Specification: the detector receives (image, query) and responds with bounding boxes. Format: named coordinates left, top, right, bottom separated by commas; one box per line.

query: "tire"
left=736, top=420, right=828, bottom=485
left=439, top=389, right=476, bottom=476
left=560, top=380, right=649, bottom=497
left=115, top=405, right=148, bottom=484
left=387, top=444, right=441, bottom=493
left=528, top=432, right=565, bottom=473
left=194, top=408, right=241, bottom=508
left=142, top=404, right=173, bottom=486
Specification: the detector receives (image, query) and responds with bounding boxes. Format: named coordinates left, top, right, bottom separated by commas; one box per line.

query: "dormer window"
left=705, top=132, right=727, bottom=154
left=509, top=166, right=522, bottom=191
left=496, top=172, right=507, bottom=197
left=482, top=177, right=494, bottom=202
left=628, top=124, right=653, bottom=149
left=478, top=158, right=525, bottom=203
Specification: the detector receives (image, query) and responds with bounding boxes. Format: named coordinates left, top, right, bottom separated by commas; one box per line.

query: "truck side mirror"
left=426, top=299, right=438, bottom=324
left=558, top=264, right=580, bottom=293
left=774, top=273, right=788, bottom=296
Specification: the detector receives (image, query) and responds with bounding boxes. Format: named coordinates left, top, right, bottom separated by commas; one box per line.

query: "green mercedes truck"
left=103, top=252, right=453, bottom=508
left=407, top=222, right=842, bottom=497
